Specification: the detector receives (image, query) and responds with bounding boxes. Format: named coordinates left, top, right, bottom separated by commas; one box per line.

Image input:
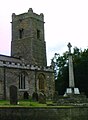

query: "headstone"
left=38, top=92, right=46, bottom=104
left=32, top=92, right=38, bottom=101
left=10, top=85, right=18, bottom=105
left=24, top=92, right=29, bottom=99
left=53, top=91, right=58, bottom=102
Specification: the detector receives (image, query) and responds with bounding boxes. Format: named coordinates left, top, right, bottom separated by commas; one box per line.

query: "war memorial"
left=53, top=43, right=88, bottom=106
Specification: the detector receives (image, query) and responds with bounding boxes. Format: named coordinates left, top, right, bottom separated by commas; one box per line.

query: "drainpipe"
left=4, top=67, right=6, bottom=100
left=35, top=69, right=37, bottom=93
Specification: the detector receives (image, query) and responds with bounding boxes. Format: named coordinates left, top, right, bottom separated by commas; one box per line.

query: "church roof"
left=0, top=54, right=53, bottom=72
left=0, top=54, right=22, bottom=63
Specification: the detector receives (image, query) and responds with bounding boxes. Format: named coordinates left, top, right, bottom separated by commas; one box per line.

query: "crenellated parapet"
left=0, top=60, right=53, bottom=72
left=12, top=8, right=44, bottom=22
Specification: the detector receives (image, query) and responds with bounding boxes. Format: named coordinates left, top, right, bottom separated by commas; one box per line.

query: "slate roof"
left=0, top=54, right=22, bottom=63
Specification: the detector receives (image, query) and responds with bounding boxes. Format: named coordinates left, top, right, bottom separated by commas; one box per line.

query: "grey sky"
left=0, top=0, right=88, bottom=65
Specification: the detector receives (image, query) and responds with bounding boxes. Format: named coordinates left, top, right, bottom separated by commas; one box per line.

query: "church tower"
left=11, top=8, right=47, bottom=66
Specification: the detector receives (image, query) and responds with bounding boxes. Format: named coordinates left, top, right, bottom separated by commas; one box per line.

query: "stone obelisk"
left=65, top=42, right=80, bottom=95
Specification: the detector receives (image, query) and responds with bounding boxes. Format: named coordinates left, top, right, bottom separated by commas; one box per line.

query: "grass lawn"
left=0, top=100, right=52, bottom=107
left=0, top=100, right=74, bottom=108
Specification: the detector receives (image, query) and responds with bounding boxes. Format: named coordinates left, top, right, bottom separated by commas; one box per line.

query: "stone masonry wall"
left=11, top=8, right=47, bottom=66
left=0, top=107, right=88, bottom=120
left=0, top=62, right=55, bottom=100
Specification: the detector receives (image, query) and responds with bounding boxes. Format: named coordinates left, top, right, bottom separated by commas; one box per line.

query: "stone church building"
left=0, top=8, right=55, bottom=100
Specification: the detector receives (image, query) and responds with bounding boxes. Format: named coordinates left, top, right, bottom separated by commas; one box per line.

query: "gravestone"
left=10, top=85, right=18, bottom=105
left=32, top=92, right=38, bottom=101
left=53, top=91, right=59, bottom=102
left=38, top=92, right=46, bottom=104
left=24, top=92, right=29, bottom=99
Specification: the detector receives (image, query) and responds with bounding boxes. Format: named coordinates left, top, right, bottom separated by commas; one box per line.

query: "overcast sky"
left=0, top=0, right=88, bottom=65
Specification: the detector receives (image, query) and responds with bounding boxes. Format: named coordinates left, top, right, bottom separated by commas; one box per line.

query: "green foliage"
left=53, top=47, right=88, bottom=97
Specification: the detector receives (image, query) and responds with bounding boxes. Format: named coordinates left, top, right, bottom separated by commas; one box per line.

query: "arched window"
left=19, top=72, right=26, bottom=89
left=38, top=73, right=45, bottom=91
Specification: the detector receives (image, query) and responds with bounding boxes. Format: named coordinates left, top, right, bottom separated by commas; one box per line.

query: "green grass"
left=0, top=100, right=50, bottom=107
left=0, top=100, right=74, bottom=108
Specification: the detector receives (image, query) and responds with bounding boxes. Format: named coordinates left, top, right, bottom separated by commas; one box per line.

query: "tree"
left=52, top=51, right=69, bottom=95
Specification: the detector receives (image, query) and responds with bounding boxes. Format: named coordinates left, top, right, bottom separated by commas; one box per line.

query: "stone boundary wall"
left=0, top=107, right=88, bottom=120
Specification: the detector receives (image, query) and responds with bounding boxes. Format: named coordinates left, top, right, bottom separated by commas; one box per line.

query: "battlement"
left=0, top=60, right=53, bottom=72
left=12, top=8, right=44, bottom=22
